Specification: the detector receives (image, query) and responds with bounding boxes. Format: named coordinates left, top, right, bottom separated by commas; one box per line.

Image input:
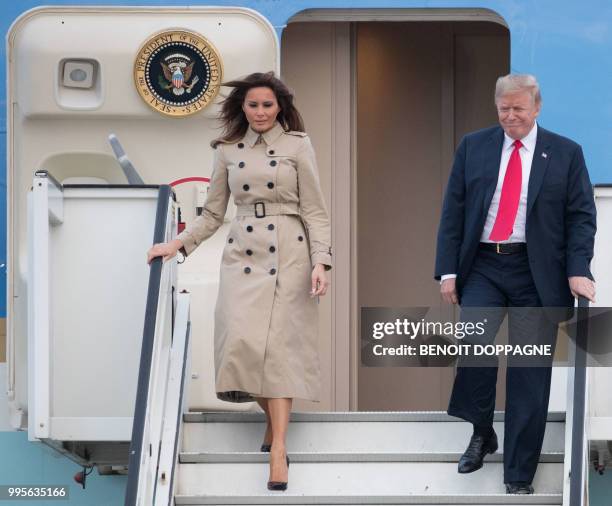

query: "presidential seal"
left=134, top=29, right=222, bottom=117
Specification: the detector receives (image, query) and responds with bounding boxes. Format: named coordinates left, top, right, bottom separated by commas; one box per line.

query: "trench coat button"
left=298, top=235, right=304, bottom=241
left=269, top=246, right=276, bottom=253
left=270, top=160, right=277, bottom=167
left=268, top=149, right=275, bottom=155
left=267, top=182, right=274, bottom=189
left=239, top=161, right=245, bottom=168
left=243, top=184, right=250, bottom=191
left=238, top=143, right=244, bottom=149
left=246, top=249, right=253, bottom=256
left=247, top=225, right=253, bottom=232
left=228, top=238, right=234, bottom=243
left=268, top=224, right=275, bottom=231
left=270, top=268, right=276, bottom=275
left=244, top=267, right=251, bottom=274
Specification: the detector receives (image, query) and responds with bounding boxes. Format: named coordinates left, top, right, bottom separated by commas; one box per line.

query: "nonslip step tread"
left=173, top=493, right=563, bottom=505
left=184, top=411, right=566, bottom=423
left=178, top=451, right=564, bottom=464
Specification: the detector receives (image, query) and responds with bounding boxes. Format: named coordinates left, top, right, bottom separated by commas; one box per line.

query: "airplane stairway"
left=172, top=410, right=565, bottom=505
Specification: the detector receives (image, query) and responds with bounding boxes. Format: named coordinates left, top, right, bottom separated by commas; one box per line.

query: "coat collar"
left=243, top=121, right=285, bottom=147
left=526, top=125, right=553, bottom=218
left=481, top=127, right=505, bottom=219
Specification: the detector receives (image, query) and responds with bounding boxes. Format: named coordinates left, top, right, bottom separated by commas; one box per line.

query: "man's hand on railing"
left=568, top=276, right=596, bottom=303
left=147, top=239, right=183, bottom=265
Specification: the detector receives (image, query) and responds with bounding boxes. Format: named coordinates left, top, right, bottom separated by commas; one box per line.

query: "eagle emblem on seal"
left=159, top=54, right=200, bottom=96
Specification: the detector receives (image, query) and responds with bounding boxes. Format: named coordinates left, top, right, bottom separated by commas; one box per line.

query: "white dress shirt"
left=441, top=122, right=538, bottom=282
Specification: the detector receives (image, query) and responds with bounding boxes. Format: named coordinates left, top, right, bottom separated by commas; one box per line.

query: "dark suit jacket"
left=434, top=125, right=596, bottom=308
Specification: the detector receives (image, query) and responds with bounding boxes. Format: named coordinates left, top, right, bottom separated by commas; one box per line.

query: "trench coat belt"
left=235, top=202, right=300, bottom=218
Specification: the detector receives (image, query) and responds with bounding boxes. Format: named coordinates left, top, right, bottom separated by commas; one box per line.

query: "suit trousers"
left=447, top=247, right=559, bottom=484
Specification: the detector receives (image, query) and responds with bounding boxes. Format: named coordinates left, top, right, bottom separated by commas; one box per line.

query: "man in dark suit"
left=435, top=74, right=596, bottom=494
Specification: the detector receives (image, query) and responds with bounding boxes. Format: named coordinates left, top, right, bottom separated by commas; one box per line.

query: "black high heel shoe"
left=267, top=455, right=290, bottom=491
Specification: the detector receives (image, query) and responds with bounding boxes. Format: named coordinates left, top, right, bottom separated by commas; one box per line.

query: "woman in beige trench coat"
left=147, top=72, right=332, bottom=491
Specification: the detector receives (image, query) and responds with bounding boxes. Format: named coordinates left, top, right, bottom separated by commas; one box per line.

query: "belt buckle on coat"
left=254, top=202, right=266, bottom=218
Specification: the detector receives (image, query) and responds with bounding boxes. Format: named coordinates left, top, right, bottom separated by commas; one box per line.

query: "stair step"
left=175, top=496, right=561, bottom=505
left=184, top=411, right=566, bottom=423
left=176, top=462, right=562, bottom=500
left=179, top=451, right=564, bottom=464
left=182, top=420, right=565, bottom=454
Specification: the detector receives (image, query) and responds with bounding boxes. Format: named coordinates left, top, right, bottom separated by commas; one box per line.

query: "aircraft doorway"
left=281, top=12, right=510, bottom=411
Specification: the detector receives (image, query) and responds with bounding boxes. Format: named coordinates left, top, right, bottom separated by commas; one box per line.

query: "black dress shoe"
left=457, top=430, right=498, bottom=473
left=267, top=455, right=290, bottom=491
left=505, top=482, right=534, bottom=494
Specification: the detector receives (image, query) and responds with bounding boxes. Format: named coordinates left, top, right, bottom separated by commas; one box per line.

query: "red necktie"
left=489, top=139, right=523, bottom=242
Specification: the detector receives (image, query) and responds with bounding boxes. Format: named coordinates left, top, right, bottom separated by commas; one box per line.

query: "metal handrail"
left=124, top=185, right=172, bottom=506
left=569, top=296, right=590, bottom=506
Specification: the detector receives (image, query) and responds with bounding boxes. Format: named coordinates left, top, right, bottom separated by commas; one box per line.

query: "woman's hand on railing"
left=147, top=239, right=183, bottom=265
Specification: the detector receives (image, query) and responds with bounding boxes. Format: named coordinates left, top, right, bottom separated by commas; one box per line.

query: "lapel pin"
left=542, top=152, right=548, bottom=158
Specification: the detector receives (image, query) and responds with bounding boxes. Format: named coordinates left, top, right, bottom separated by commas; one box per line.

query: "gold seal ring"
left=134, top=29, right=223, bottom=117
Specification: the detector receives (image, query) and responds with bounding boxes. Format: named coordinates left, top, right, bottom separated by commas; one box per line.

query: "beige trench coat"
left=176, top=121, right=332, bottom=403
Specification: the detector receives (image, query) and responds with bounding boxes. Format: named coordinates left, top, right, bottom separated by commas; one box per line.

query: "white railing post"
left=27, top=172, right=63, bottom=440
left=154, top=292, right=191, bottom=505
